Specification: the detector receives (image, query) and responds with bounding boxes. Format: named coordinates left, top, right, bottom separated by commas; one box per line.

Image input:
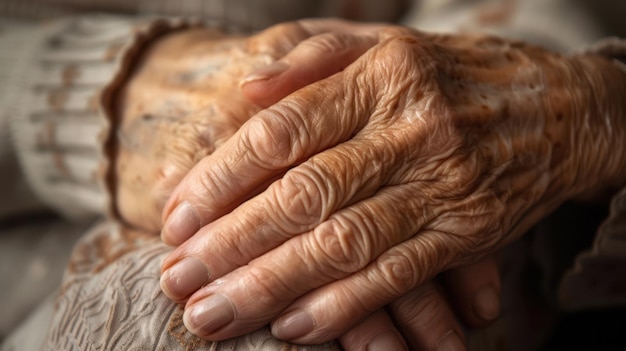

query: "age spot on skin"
left=397, top=36, right=419, bottom=45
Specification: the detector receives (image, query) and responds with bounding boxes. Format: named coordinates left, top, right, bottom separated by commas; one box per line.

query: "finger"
left=267, top=229, right=460, bottom=344
left=160, top=128, right=404, bottom=301
left=176, top=184, right=438, bottom=340
left=246, top=19, right=385, bottom=60
left=338, top=310, right=408, bottom=351
left=388, top=282, right=466, bottom=351
left=242, top=31, right=379, bottom=108
left=161, top=33, right=432, bottom=247
left=164, top=37, right=449, bottom=330
left=160, top=52, right=376, bottom=246
left=444, top=256, right=501, bottom=327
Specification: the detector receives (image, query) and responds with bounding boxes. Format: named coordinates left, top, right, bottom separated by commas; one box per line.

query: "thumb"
left=243, top=20, right=381, bottom=107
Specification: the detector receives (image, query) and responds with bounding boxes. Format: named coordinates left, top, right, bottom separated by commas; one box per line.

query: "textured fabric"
left=0, top=20, right=48, bottom=219
left=0, top=215, right=88, bottom=337
left=0, top=0, right=409, bottom=31
left=8, top=16, right=134, bottom=220
left=7, top=16, right=200, bottom=220
left=38, top=221, right=341, bottom=351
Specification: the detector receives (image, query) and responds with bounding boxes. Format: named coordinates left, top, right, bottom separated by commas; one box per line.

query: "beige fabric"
left=0, top=0, right=409, bottom=31
left=0, top=216, right=88, bottom=337
left=7, top=16, right=133, bottom=220
left=0, top=20, right=47, bottom=219
left=404, top=0, right=604, bottom=51
left=6, top=16, right=201, bottom=221
left=39, top=220, right=341, bottom=351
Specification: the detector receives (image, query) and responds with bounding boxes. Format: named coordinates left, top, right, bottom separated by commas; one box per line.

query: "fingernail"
left=271, top=309, right=315, bottom=341
left=367, top=332, right=408, bottom=351
left=183, top=294, right=234, bottom=335
left=160, top=257, right=210, bottom=300
left=437, top=330, right=465, bottom=351
left=240, top=61, right=289, bottom=87
left=162, top=201, right=201, bottom=245
left=473, top=286, right=500, bottom=321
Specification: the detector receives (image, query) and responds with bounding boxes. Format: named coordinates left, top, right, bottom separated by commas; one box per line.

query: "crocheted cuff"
left=9, top=15, right=194, bottom=220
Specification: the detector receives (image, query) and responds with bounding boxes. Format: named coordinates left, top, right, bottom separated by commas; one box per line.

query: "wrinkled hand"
left=114, top=28, right=268, bottom=231
left=159, top=20, right=626, bottom=344
left=115, top=20, right=379, bottom=232
left=114, top=25, right=503, bottom=350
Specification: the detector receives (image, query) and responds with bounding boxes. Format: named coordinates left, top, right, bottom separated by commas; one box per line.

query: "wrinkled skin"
left=115, top=28, right=266, bottom=230
left=157, top=20, right=626, bottom=344
left=114, top=25, right=502, bottom=351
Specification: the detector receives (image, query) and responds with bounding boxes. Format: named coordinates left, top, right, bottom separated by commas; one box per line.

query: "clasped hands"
left=115, top=19, right=626, bottom=350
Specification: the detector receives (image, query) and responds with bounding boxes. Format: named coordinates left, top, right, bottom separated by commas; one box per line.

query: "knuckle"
left=308, top=218, right=369, bottom=276
left=242, top=109, right=301, bottom=169
left=192, top=160, right=229, bottom=209
left=270, top=166, right=327, bottom=231
left=249, top=21, right=309, bottom=56
left=378, top=26, right=418, bottom=41
left=429, top=193, right=504, bottom=254
left=378, top=35, right=421, bottom=61
left=363, top=36, right=430, bottom=93
left=378, top=253, right=417, bottom=295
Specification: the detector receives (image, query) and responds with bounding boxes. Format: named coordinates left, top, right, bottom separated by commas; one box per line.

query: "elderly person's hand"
left=159, top=20, right=626, bottom=344
left=114, top=28, right=264, bottom=231
left=114, top=25, right=502, bottom=350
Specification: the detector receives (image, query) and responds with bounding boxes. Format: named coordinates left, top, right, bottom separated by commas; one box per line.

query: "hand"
left=241, top=22, right=505, bottom=351
left=159, top=20, right=626, bottom=343
left=112, top=24, right=503, bottom=349
left=114, top=28, right=267, bottom=231
left=114, top=20, right=381, bottom=232
left=339, top=256, right=501, bottom=351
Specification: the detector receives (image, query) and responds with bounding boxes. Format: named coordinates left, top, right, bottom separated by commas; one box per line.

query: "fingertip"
left=240, top=62, right=297, bottom=108
left=366, top=331, right=408, bottom=351
left=445, top=256, right=501, bottom=327
left=338, top=310, right=406, bottom=351
left=239, top=61, right=290, bottom=87
left=436, top=330, right=466, bottom=351
left=243, top=30, right=378, bottom=108
left=472, top=285, right=501, bottom=322
left=271, top=309, right=315, bottom=341
left=161, top=201, right=202, bottom=246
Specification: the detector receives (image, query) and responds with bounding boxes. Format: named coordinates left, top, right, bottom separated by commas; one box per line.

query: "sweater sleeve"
left=6, top=15, right=194, bottom=221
